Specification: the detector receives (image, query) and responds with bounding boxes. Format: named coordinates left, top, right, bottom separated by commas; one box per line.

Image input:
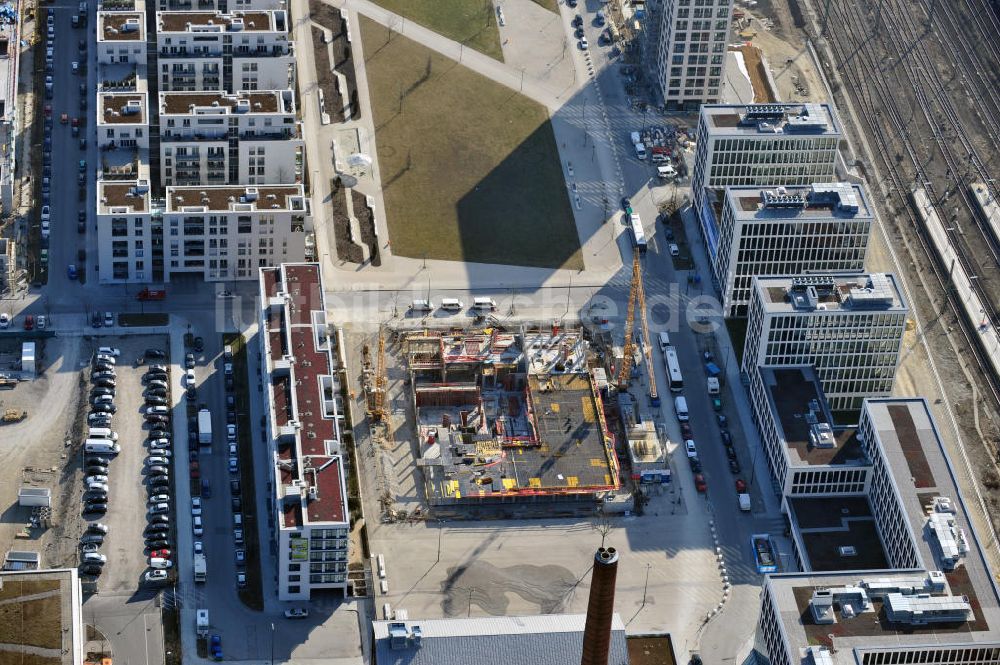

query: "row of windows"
left=736, top=220, right=872, bottom=237
left=707, top=167, right=837, bottom=185
left=712, top=150, right=837, bottom=166
left=767, top=313, right=906, bottom=329
left=860, top=647, right=1000, bottom=664
left=712, top=137, right=839, bottom=151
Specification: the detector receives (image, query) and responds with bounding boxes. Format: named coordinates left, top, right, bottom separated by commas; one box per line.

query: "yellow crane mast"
left=616, top=254, right=659, bottom=405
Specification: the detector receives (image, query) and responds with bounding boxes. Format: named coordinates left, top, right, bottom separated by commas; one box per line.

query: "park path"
left=337, top=0, right=569, bottom=112
left=298, top=0, right=627, bottom=292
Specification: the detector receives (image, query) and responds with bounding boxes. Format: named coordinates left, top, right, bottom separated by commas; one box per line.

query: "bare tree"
left=593, top=515, right=614, bottom=548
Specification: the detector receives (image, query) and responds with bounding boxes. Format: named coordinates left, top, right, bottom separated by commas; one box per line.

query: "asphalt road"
left=45, top=0, right=89, bottom=294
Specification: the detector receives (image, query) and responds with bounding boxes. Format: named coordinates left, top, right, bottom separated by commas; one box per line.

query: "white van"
left=84, top=441, right=121, bottom=455
left=651, top=152, right=669, bottom=164
left=657, top=332, right=671, bottom=352
left=657, top=165, right=677, bottom=180
left=440, top=298, right=464, bottom=312
left=88, top=428, right=118, bottom=441
left=707, top=377, right=720, bottom=395
left=634, top=142, right=647, bottom=160
left=472, top=297, right=497, bottom=311
left=674, top=396, right=689, bottom=422
left=410, top=299, right=433, bottom=312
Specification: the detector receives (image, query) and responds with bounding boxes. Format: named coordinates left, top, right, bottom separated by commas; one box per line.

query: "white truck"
left=196, top=609, right=209, bottom=638
left=738, top=493, right=751, bottom=512
left=198, top=409, right=212, bottom=446
left=194, top=553, right=207, bottom=583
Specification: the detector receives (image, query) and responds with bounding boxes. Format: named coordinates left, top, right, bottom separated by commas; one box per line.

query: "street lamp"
left=270, top=622, right=275, bottom=665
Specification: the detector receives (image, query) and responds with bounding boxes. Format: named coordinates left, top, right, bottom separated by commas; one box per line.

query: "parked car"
left=210, top=635, right=223, bottom=661
left=80, top=534, right=105, bottom=545
left=284, top=608, right=309, bottom=619
left=146, top=539, right=170, bottom=550
left=83, top=503, right=107, bottom=514
left=192, top=516, right=203, bottom=536
left=145, top=349, right=166, bottom=360
left=191, top=497, right=202, bottom=516
left=694, top=474, right=707, bottom=492
left=148, top=557, right=173, bottom=569
left=236, top=572, right=247, bottom=588
left=147, top=465, right=169, bottom=476
left=144, top=570, right=169, bottom=584
left=235, top=549, right=246, bottom=566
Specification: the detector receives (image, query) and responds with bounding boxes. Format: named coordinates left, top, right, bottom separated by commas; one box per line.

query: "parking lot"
left=81, top=336, right=173, bottom=592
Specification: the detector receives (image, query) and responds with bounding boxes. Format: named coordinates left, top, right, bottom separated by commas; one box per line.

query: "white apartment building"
left=99, top=91, right=150, bottom=151
left=158, top=90, right=303, bottom=186
left=260, top=263, right=350, bottom=601
left=156, top=0, right=283, bottom=11
left=754, top=398, right=1000, bottom=665
left=164, top=184, right=308, bottom=280
left=711, top=183, right=872, bottom=317
left=156, top=11, right=294, bottom=92
left=97, top=12, right=146, bottom=65
left=752, top=365, right=870, bottom=499
left=743, top=273, right=907, bottom=412
left=690, top=103, right=842, bottom=259
left=655, top=0, right=733, bottom=110
left=96, top=180, right=153, bottom=282
left=0, top=7, right=21, bottom=213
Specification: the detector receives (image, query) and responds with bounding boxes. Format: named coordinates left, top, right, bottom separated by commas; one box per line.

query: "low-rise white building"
left=691, top=104, right=843, bottom=260
left=156, top=10, right=293, bottom=92
left=99, top=91, right=150, bottom=151
left=97, top=12, right=146, bottom=65
left=164, top=184, right=308, bottom=280
left=743, top=273, right=907, bottom=412
left=710, top=183, right=872, bottom=317
left=156, top=0, right=284, bottom=11
left=158, top=90, right=303, bottom=186
left=96, top=180, right=153, bottom=283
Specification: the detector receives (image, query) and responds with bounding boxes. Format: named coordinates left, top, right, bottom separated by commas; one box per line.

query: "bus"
left=629, top=214, right=647, bottom=252
left=664, top=346, right=683, bottom=392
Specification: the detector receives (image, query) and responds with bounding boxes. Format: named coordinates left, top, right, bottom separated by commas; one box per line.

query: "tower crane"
left=616, top=253, right=659, bottom=406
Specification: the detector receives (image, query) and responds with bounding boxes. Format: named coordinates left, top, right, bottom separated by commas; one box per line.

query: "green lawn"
left=361, top=18, right=582, bottom=270
left=367, top=0, right=503, bottom=61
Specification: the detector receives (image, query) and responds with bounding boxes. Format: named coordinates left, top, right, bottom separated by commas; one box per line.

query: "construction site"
left=357, top=259, right=667, bottom=517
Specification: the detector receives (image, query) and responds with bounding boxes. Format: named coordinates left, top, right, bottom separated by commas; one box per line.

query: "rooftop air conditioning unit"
left=123, top=18, right=140, bottom=31
left=244, top=187, right=259, bottom=201
left=229, top=17, right=244, bottom=30
left=122, top=100, right=141, bottom=114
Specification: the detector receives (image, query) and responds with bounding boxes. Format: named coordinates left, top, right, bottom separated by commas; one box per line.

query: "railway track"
left=821, top=0, right=1000, bottom=405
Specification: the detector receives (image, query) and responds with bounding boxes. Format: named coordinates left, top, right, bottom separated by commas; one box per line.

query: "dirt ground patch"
left=734, top=45, right=776, bottom=103
left=360, top=17, right=582, bottom=269
left=734, top=5, right=827, bottom=103
left=0, top=594, right=61, bottom=649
